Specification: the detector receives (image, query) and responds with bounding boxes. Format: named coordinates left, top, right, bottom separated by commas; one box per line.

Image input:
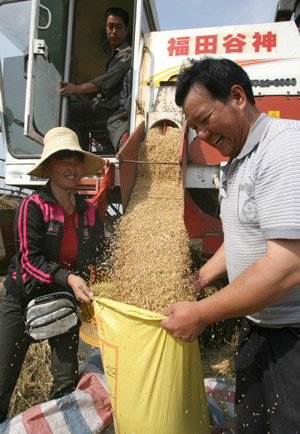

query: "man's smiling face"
left=183, top=84, right=247, bottom=158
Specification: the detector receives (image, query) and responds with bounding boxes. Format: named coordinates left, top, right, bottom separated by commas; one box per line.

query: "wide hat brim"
left=26, top=127, right=105, bottom=179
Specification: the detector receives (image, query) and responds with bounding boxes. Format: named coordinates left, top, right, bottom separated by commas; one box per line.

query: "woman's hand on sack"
left=67, top=274, right=94, bottom=303
left=160, top=301, right=208, bottom=342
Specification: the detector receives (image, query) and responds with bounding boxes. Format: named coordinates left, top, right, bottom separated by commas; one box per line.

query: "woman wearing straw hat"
left=0, top=127, right=107, bottom=421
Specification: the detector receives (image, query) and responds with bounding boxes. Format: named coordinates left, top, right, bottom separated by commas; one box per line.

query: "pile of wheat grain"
left=94, top=126, right=195, bottom=312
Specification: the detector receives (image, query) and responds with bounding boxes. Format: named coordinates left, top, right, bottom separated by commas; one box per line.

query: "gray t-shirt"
left=220, top=113, right=300, bottom=327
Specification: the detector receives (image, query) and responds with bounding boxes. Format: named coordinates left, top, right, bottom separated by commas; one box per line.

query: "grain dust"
left=93, top=126, right=196, bottom=312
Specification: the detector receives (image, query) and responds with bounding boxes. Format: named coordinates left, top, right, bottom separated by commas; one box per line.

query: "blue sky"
left=156, top=0, right=280, bottom=30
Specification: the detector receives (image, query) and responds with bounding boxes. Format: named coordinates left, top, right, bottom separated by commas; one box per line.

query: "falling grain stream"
left=94, top=126, right=196, bottom=311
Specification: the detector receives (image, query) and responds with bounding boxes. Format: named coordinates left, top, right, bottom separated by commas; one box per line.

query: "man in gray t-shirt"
left=161, top=57, right=300, bottom=433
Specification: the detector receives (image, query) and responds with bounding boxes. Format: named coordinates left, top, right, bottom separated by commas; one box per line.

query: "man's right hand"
left=59, top=80, right=80, bottom=97
left=59, top=80, right=100, bottom=97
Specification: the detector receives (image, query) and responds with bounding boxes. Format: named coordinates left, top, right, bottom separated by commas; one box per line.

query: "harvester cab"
left=0, top=0, right=159, bottom=185
left=0, top=0, right=159, bottom=239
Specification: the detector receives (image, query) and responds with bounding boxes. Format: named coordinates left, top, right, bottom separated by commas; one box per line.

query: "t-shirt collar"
left=103, top=40, right=128, bottom=56
left=236, top=113, right=270, bottom=160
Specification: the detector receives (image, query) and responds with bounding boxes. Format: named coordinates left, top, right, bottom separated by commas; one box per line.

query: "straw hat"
left=26, top=127, right=105, bottom=178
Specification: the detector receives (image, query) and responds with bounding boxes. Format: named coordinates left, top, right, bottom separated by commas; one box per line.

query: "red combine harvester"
left=1, top=0, right=300, bottom=343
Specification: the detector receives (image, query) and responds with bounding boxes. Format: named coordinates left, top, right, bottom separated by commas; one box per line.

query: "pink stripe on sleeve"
left=19, top=198, right=52, bottom=284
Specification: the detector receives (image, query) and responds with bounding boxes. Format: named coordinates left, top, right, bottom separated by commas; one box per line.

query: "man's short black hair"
left=105, top=7, right=129, bottom=27
left=175, top=57, right=255, bottom=107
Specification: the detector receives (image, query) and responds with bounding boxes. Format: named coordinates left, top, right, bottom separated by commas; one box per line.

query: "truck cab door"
left=24, top=0, right=69, bottom=144
left=0, top=61, right=8, bottom=154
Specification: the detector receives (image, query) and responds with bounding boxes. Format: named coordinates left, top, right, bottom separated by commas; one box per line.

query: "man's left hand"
left=160, top=301, right=208, bottom=342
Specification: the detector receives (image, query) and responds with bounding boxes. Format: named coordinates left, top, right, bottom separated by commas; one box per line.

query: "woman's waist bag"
left=24, top=291, right=81, bottom=341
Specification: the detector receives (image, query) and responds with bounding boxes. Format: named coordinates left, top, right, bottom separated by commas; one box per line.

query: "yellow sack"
left=93, top=297, right=210, bottom=434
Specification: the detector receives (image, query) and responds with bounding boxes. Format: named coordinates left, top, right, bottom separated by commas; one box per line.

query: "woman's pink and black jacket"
left=4, top=181, right=106, bottom=304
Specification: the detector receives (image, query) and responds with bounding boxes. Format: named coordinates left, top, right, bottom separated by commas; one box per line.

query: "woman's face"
left=45, top=156, right=84, bottom=191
